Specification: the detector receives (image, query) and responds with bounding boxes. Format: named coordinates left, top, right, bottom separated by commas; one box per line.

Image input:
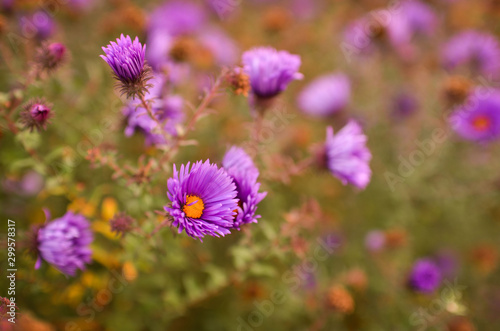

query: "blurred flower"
left=450, top=89, right=500, bottom=143
left=242, top=47, right=303, bottom=100
left=471, top=244, right=498, bottom=274
left=365, top=230, right=386, bottom=252
left=391, top=91, right=418, bottom=120
left=0, top=297, right=13, bottom=319
left=384, top=228, right=407, bottom=248
left=109, top=212, right=134, bottom=237
left=19, top=11, right=55, bottom=40
left=198, top=28, right=239, bottom=67
left=122, top=261, right=138, bottom=282
left=35, top=42, right=67, bottom=72
left=343, top=1, right=437, bottom=59
left=344, top=268, right=368, bottom=292
left=323, top=120, right=372, bottom=189
left=447, top=316, right=476, bottom=331
left=408, top=258, right=442, bottom=294
left=20, top=98, right=53, bottom=132
left=164, top=160, right=239, bottom=241
left=148, top=1, right=206, bottom=37
left=442, top=30, right=500, bottom=77
left=297, top=73, right=350, bottom=117
left=326, top=285, right=355, bottom=314
left=123, top=74, right=184, bottom=146
left=100, top=34, right=152, bottom=98
left=36, top=211, right=93, bottom=276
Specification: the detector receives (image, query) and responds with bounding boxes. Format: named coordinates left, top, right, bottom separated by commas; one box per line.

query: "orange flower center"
left=472, top=115, right=491, bottom=131
left=183, top=195, right=205, bottom=219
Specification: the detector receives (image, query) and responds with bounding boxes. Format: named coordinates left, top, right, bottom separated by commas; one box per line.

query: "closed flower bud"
left=110, top=212, right=134, bottom=237
left=20, top=99, right=53, bottom=132
left=36, top=42, right=67, bottom=71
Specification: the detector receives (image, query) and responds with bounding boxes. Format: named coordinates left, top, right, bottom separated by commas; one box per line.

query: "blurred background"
left=1, top=0, right=500, bottom=330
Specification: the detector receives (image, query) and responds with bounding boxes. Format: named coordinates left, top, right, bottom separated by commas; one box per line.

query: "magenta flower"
left=20, top=99, right=53, bottom=132
left=36, top=211, right=93, bottom=276
left=450, top=89, right=500, bottom=143
left=297, top=73, right=351, bottom=117
left=242, top=47, right=303, bottom=99
left=408, top=259, right=442, bottom=294
left=324, top=121, right=372, bottom=189
left=164, top=160, right=239, bottom=241
left=222, top=147, right=267, bottom=228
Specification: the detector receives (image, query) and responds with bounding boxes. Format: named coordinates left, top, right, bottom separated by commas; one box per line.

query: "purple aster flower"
left=20, top=99, right=53, bottom=132
left=101, top=34, right=152, bottom=98
left=19, top=11, right=55, bottom=40
left=123, top=75, right=184, bottom=146
left=388, top=0, right=437, bottom=47
left=365, top=230, right=386, bottom=252
left=449, top=88, right=500, bottom=143
left=164, top=160, right=239, bottom=241
left=242, top=47, right=303, bottom=99
left=36, top=211, right=93, bottom=276
left=148, top=1, right=206, bottom=37
left=222, top=147, right=267, bottom=228
left=324, top=120, right=372, bottom=189
left=442, top=30, right=500, bottom=77
left=408, top=258, right=442, bottom=294
left=297, top=73, right=350, bottom=117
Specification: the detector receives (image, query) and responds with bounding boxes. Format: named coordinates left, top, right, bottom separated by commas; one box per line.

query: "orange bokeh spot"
left=183, top=195, right=205, bottom=219
left=472, top=115, right=491, bottom=131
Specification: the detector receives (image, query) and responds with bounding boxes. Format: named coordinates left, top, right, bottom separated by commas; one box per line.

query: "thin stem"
left=138, top=94, right=171, bottom=144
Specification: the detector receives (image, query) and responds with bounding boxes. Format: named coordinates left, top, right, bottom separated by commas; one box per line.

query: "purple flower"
left=101, top=34, right=151, bottom=97
left=433, top=250, right=459, bottom=279
left=198, top=28, right=239, bottom=66
left=442, top=30, right=500, bottom=77
left=19, top=11, right=55, bottom=40
left=408, top=259, right=442, bottom=293
left=148, top=1, right=206, bottom=37
left=222, top=147, right=267, bottom=228
left=365, top=230, right=386, bottom=252
left=242, top=47, right=303, bottom=99
left=123, top=75, right=184, bottom=146
left=388, top=0, right=437, bottom=46
left=324, top=120, right=372, bottom=189
left=297, top=73, right=350, bottom=117
left=342, top=1, right=437, bottom=58
left=164, top=160, right=239, bottom=241
left=450, top=89, right=500, bottom=143
left=36, top=211, right=93, bottom=276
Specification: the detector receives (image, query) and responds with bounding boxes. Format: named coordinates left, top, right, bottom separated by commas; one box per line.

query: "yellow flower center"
left=472, top=115, right=491, bottom=131
left=183, top=195, right=205, bottom=219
